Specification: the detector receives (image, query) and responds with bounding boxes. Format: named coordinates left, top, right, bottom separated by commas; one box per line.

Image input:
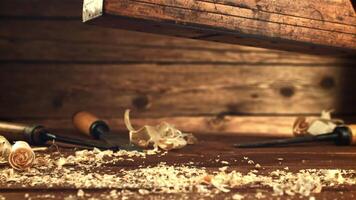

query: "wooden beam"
left=84, top=0, right=356, bottom=56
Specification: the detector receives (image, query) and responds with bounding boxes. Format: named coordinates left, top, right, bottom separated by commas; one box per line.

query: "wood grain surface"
left=0, top=3, right=355, bottom=199
left=85, top=0, right=356, bottom=55
left=0, top=132, right=355, bottom=199
left=0, top=64, right=355, bottom=119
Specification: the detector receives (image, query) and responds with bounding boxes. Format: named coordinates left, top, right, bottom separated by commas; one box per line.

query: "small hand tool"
left=234, top=125, right=356, bottom=148
left=0, top=121, right=112, bottom=149
left=72, top=111, right=141, bottom=151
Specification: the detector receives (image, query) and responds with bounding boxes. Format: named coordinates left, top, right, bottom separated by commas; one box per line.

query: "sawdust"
left=1, top=157, right=356, bottom=198
left=0, top=148, right=355, bottom=199
left=232, top=193, right=244, bottom=200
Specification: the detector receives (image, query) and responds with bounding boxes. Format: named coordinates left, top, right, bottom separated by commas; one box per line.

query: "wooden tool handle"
left=72, top=111, right=100, bottom=137
left=0, top=121, right=43, bottom=144
left=348, top=124, right=356, bottom=145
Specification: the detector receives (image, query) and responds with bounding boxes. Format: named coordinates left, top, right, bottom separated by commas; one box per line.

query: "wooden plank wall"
left=0, top=0, right=355, bottom=136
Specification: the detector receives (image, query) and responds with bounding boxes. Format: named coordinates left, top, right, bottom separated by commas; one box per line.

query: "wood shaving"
left=212, top=168, right=356, bottom=197
left=77, top=189, right=85, bottom=197
left=232, top=193, right=244, bottom=200
left=0, top=157, right=355, bottom=198
left=138, top=189, right=150, bottom=195
left=55, top=157, right=67, bottom=169
left=221, top=161, right=229, bottom=165
left=0, top=136, right=11, bottom=163
left=308, top=120, right=336, bottom=136
left=219, top=166, right=228, bottom=171
left=1, top=147, right=355, bottom=199
left=255, top=192, right=266, bottom=199
left=293, top=110, right=344, bottom=136
left=64, top=148, right=147, bottom=167
left=124, top=109, right=197, bottom=150
left=32, top=147, right=48, bottom=152
left=293, top=117, right=310, bottom=136
left=8, top=141, right=35, bottom=170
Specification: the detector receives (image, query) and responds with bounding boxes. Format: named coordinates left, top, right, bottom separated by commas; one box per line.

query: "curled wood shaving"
left=124, top=109, right=197, bottom=150
left=0, top=136, right=11, bottom=161
left=293, top=117, right=309, bottom=136
left=293, top=110, right=344, bottom=136
left=8, top=141, right=35, bottom=170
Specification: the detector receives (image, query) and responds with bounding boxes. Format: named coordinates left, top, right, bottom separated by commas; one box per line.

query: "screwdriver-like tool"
left=0, top=121, right=112, bottom=149
left=234, top=125, right=356, bottom=148
left=72, top=111, right=141, bottom=151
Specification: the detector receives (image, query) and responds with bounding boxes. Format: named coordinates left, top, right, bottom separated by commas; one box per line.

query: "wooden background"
left=0, top=0, right=355, bottom=136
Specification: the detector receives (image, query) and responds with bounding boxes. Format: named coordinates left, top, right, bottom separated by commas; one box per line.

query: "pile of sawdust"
left=1, top=148, right=355, bottom=199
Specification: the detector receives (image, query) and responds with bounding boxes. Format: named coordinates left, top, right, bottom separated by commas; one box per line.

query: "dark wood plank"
left=83, top=0, right=356, bottom=56
left=0, top=0, right=82, bottom=18
left=0, top=63, right=355, bottom=119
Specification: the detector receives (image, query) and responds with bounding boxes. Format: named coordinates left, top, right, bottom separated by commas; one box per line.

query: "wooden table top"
left=0, top=134, right=355, bottom=200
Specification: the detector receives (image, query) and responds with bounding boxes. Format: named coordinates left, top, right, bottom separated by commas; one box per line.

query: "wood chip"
left=124, top=109, right=197, bottom=150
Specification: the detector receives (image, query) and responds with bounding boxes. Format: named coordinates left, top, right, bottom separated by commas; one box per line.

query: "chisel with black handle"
left=0, top=121, right=111, bottom=149
left=72, top=111, right=141, bottom=151
left=234, top=125, right=356, bottom=148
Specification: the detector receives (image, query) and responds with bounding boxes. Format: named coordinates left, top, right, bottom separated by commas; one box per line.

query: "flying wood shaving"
left=124, top=109, right=197, bottom=150
left=8, top=141, right=35, bottom=170
left=293, top=110, right=344, bottom=136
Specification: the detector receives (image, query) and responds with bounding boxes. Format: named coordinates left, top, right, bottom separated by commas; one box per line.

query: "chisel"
left=72, top=111, right=141, bottom=151
left=234, top=125, right=356, bottom=148
left=0, top=121, right=112, bottom=149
